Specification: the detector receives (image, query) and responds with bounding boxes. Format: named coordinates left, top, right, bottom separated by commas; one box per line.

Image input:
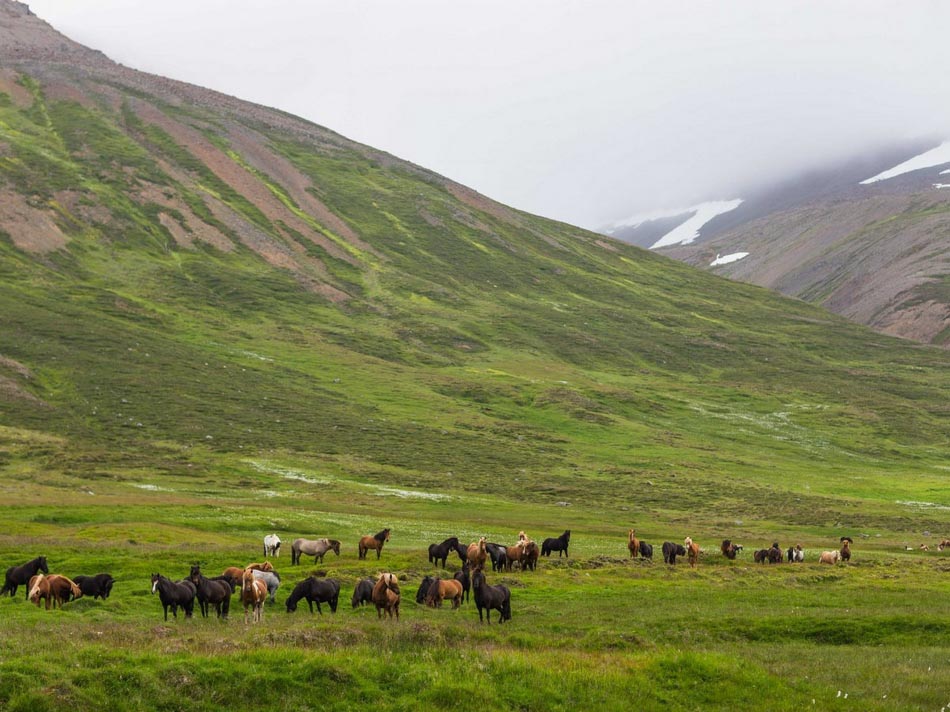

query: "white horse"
left=263, top=533, right=281, bottom=558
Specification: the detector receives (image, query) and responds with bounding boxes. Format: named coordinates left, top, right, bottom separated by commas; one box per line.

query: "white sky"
left=25, top=0, right=950, bottom=229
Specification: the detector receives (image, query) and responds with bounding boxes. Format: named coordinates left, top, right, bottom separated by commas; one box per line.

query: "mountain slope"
left=644, top=144, right=950, bottom=347
left=0, top=0, right=948, bottom=531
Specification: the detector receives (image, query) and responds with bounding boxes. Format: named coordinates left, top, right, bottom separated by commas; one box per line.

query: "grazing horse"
left=28, top=574, right=51, bottom=609
left=628, top=530, right=640, bottom=558
left=467, top=537, right=488, bottom=571
left=47, top=575, right=82, bottom=608
left=424, top=577, right=464, bottom=609
left=241, top=568, right=267, bottom=624
left=471, top=570, right=511, bottom=624
left=721, top=540, right=741, bottom=560
left=246, top=561, right=274, bottom=572
left=541, top=530, right=571, bottom=558
left=351, top=578, right=375, bottom=608
left=662, top=542, right=686, bottom=565
left=787, top=545, right=804, bottom=563
left=358, top=529, right=391, bottom=560
left=150, top=574, right=196, bottom=621
left=291, top=538, right=341, bottom=565
left=285, top=577, right=340, bottom=614
left=73, top=573, right=115, bottom=600
left=819, top=550, right=840, bottom=565
left=938, top=539, right=950, bottom=551
left=416, top=575, right=437, bottom=605
left=428, top=537, right=467, bottom=568
left=767, top=543, right=783, bottom=564
left=263, top=534, right=281, bottom=558
left=188, top=565, right=232, bottom=619
left=753, top=549, right=770, bottom=564
left=685, top=537, right=700, bottom=568
left=485, top=543, right=508, bottom=572
left=840, top=537, right=852, bottom=562
left=639, top=541, right=653, bottom=559
left=371, top=573, right=400, bottom=621
left=2, top=556, right=49, bottom=598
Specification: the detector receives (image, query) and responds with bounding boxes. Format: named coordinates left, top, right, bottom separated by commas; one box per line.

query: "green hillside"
left=1, top=4, right=950, bottom=710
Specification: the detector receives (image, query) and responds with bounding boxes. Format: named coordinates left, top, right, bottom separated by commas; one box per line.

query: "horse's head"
left=150, top=574, right=160, bottom=594
left=189, top=564, right=201, bottom=581
left=38, top=556, right=49, bottom=574
left=382, top=529, right=391, bottom=542
left=330, top=540, right=341, bottom=555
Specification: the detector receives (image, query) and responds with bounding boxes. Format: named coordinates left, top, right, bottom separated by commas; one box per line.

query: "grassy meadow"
left=0, top=65, right=949, bottom=710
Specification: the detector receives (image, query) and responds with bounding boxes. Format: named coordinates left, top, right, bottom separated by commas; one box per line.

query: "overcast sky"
left=26, top=0, right=950, bottom=229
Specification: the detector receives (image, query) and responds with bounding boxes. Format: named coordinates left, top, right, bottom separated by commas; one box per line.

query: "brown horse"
left=840, top=537, right=852, bottom=562
left=246, top=561, right=275, bottom=572
left=628, top=529, right=640, bottom=558
left=505, top=541, right=529, bottom=572
left=241, top=568, right=267, bottom=624
left=47, top=575, right=82, bottom=607
left=424, top=577, right=464, bottom=609
left=358, top=529, right=391, bottom=560
left=467, top=537, right=487, bottom=570
left=685, top=537, right=700, bottom=568
left=521, top=540, right=540, bottom=571
left=371, top=573, right=400, bottom=620
left=28, top=574, right=51, bottom=609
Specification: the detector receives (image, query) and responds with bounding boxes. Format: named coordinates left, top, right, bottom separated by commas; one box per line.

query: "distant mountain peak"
left=0, top=0, right=109, bottom=65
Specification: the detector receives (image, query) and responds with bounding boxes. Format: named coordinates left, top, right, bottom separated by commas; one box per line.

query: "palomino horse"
left=241, top=568, right=268, bottom=624
left=423, top=577, right=464, bottom=609
left=150, top=574, right=196, bottom=621
left=371, top=573, right=400, bottom=620
left=2, top=556, right=49, bottom=598
left=358, top=529, right=390, bottom=560
left=291, top=538, right=341, bottom=565
left=472, top=570, right=511, bottom=624
left=467, top=538, right=488, bottom=570
left=627, top=530, right=640, bottom=558
left=263, top=534, right=281, bottom=558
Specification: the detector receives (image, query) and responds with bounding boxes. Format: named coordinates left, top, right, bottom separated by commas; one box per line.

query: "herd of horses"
left=0, top=528, right=866, bottom=626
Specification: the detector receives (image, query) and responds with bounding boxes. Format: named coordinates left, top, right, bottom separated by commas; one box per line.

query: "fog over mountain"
left=25, top=0, right=950, bottom=230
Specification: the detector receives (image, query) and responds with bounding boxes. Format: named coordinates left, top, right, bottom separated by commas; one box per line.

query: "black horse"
left=453, top=563, right=471, bottom=604
left=427, top=537, right=467, bottom=568
left=188, top=565, right=233, bottom=619
left=286, top=577, right=340, bottom=614
left=416, top=575, right=436, bottom=604
left=541, top=530, right=571, bottom=558
left=485, top=543, right=508, bottom=572
left=2, top=556, right=49, bottom=598
left=639, top=541, right=653, bottom=559
left=662, top=542, right=686, bottom=564
left=472, top=570, right=511, bottom=624
left=150, top=573, right=196, bottom=621
left=73, top=573, right=115, bottom=600
left=351, top=577, right=374, bottom=608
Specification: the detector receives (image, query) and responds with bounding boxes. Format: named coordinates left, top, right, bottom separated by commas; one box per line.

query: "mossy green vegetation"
left=0, top=68, right=948, bottom=709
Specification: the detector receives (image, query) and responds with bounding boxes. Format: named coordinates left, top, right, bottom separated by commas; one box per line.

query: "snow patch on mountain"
left=710, top=252, right=749, bottom=266
left=620, top=198, right=742, bottom=250
left=860, top=141, right=950, bottom=184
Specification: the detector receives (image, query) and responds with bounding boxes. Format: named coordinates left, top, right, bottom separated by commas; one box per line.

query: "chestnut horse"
left=241, top=568, right=267, bottom=624
left=685, top=537, right=700, bottom=568
left=371, top=573, right=400, bottom=620
left=628, top=530, right=640, bottom=558
left=467, top=537, right=488, bottom=570
left=28, top=574, right=51, bottom=609
left=840, top=537, right=852, bottom=562
left=358, top=529, right=390, bottom=560
left=424, top=577, right=464, bottom=609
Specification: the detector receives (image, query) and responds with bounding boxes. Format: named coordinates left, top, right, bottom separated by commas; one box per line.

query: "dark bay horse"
left=291, top=538, right=341, bottom=565
left=286, top=577, right=340, bottom=614
left=428, top=537, right=467, bottom=568
left=541, top=530, right=571, bottom=557
left=472, top=570, right=511, bottom=624
left=453, top=564, right=471, bottom=603
left=416, top=576, right=436, bottom=605
left=2, top=556, right=49, bottom=598
left=188, top=565, right=232, bottom=619
left=150, top=574, right=196, bottom=621
left=351, top=578, right=374, bottom=608
left=358, top=529, right=390, bottom=560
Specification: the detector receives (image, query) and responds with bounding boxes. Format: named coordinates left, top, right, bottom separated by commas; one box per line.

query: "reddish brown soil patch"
left=0, top=190, right=67, bottom=253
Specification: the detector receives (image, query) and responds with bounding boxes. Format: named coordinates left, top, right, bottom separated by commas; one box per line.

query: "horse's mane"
left=374, top=529, right=390, bottom=542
